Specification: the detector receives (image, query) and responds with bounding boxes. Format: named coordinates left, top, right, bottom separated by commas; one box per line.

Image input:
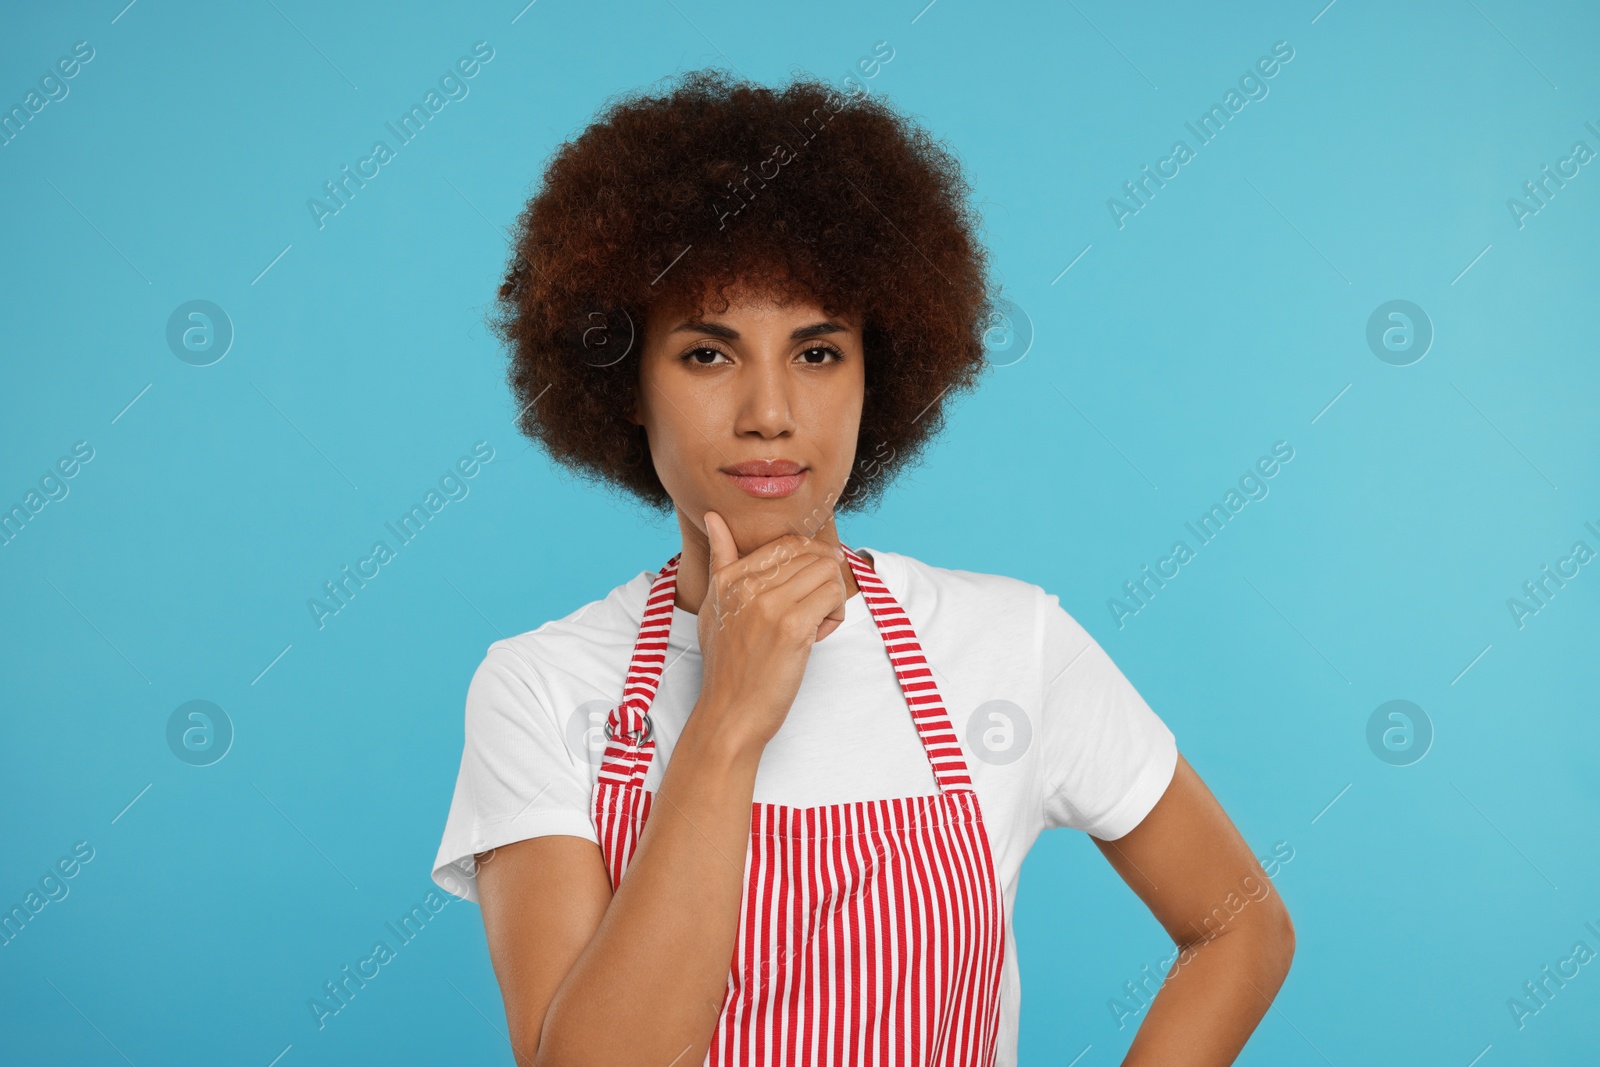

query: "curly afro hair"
left=489, top=67, right=996, bottom=515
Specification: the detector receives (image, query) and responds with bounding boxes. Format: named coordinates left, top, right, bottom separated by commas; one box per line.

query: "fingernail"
left=835, top=545, right=846, bottom=559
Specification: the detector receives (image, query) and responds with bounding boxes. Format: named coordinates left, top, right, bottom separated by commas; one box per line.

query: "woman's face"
left=630, top=283, right=866, bottom=553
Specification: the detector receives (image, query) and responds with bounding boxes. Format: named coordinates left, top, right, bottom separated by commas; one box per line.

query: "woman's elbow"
left=507, top=1009, right=550, bottom=1067
left=1259, top=898, right=1296, bottom=981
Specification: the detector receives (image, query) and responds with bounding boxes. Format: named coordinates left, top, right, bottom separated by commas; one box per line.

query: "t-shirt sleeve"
left=1035, top=587, right=1178, bottom=840
left=431, top=643, right=599, bottom=903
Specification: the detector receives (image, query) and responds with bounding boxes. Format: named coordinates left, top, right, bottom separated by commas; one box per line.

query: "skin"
left=474, top=283, right=1294, bottom=1067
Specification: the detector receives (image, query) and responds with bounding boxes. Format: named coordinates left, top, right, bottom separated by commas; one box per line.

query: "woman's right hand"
left=692, top=510, right=850, bottom=754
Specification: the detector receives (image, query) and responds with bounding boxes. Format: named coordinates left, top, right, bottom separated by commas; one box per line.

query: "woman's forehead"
left=646, top=279, right=859, bottom=330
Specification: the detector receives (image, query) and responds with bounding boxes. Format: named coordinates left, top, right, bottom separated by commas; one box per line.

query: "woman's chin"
left=726, top=507, right=829, bottom=549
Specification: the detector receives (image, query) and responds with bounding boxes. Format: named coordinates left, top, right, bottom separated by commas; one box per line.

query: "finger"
left=720, top=533, right=835, bottom=592
left=767, top=539, right=848, bottom=597
left=815, top=583, right=849, bottom=642
left=704, top=510, right=739, bottom=573
left=771, top=553, right=849, bottom=621
left=795, top=572, right=850, bottom=642
left=823, top=578, right=848, bottom=623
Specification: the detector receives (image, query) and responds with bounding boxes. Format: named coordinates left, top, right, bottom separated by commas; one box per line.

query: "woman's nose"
left=733, top=358, right=796, bottom=436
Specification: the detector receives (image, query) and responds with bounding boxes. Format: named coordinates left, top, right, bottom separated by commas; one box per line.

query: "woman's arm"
left=1093, top=753, right=1296, bottom=1066
left=476, top=527, right=852, bottom=1066
left=476, top=703, right=764, bottom=1067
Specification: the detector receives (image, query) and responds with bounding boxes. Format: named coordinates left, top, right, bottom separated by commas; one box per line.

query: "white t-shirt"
left=432, top=547, right=1178, bottom=1066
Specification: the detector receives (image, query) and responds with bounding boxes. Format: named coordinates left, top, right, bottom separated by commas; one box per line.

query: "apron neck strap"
left=597, top=546, right=975, bottom=794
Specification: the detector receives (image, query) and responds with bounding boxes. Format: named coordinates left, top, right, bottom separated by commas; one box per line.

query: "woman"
left=432, top=70, right=1294, bottom=1066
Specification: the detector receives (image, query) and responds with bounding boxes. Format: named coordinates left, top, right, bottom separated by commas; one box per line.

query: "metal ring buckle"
left=603, top=712, right=654, bottom=745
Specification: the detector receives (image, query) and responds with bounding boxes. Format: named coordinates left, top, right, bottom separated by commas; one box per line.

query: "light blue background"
left=3, top=0, right=1597, bottom=1063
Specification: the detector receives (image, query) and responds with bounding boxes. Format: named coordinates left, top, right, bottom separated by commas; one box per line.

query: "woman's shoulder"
left=474, top=567, right=656, bottom=688
left=866, top=547, right=1047, bottom=623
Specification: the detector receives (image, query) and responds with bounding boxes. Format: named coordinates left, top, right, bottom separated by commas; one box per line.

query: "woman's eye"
left=682, top=346, right=729, bottom=365
left=679, top=345, right=842, bottom=366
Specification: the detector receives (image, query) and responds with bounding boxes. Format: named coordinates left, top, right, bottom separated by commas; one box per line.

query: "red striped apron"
left=593, top=546, right=1006, bottom=1066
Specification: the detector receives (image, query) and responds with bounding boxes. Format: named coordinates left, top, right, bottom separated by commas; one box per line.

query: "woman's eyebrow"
left=669, top=320, right=850, bottom=340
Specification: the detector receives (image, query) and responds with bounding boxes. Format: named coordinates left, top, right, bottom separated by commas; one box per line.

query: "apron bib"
left=593, top=546, right=1006, bottom=1066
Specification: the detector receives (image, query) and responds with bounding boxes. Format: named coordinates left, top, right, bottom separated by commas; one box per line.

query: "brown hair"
left=489, top=68, right=995, bottom=514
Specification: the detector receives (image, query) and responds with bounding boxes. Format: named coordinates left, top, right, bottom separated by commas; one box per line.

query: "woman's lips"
left=724, top=469, right=807, bottom=498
